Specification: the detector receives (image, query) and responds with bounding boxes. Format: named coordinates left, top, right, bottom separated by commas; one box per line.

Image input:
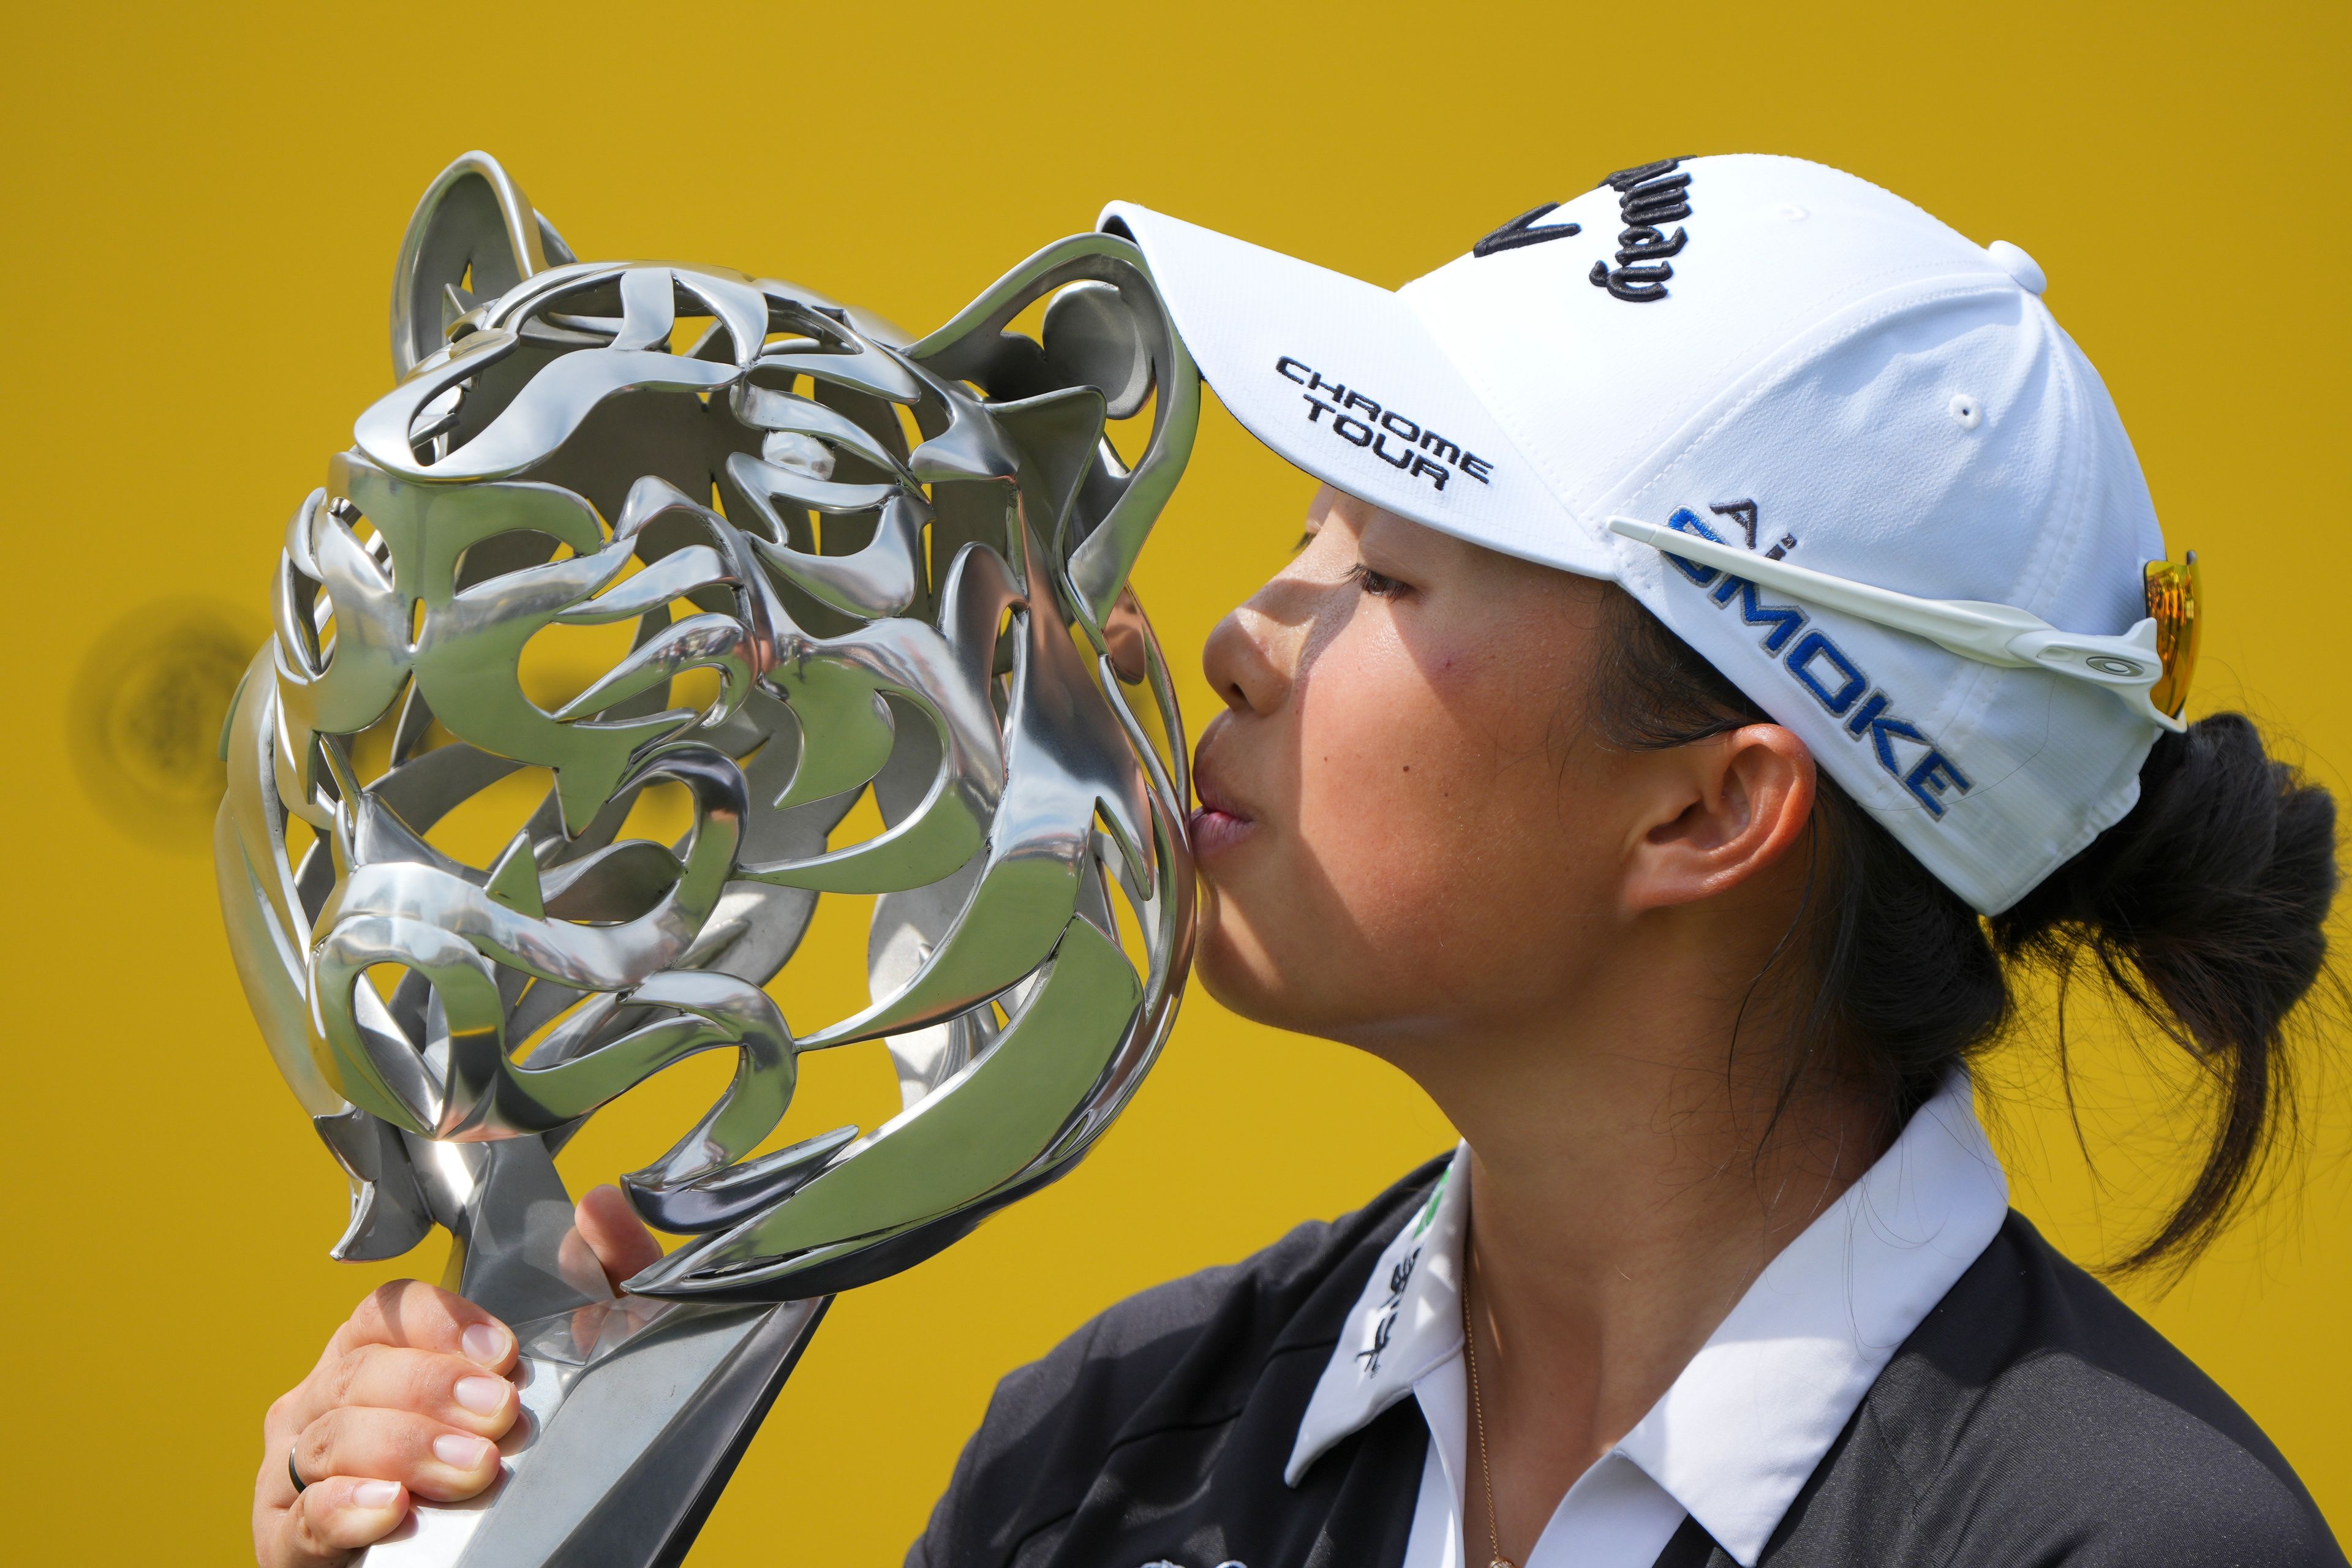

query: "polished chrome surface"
left=362, top=1295, right=827, bottom=1567
left=216, top=151, right=1197, bottom=1564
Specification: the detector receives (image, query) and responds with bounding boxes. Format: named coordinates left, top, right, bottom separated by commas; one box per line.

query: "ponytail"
left=1589, top=589, right=2342, bottom=1275
left=1994, top=715, right=2339, bottom=1271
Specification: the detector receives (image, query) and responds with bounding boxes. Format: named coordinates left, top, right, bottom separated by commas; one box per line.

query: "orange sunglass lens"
left=2143, top=551, right=2200, bottom=720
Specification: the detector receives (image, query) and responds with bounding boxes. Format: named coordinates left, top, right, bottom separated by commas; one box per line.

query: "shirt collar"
left=1283, top=1075, right=2010, bottom=1565
left=1285, top=1142, right=1474, bottom=1487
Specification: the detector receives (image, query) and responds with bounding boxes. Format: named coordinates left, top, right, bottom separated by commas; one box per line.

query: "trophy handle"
left=360, top=1295, right=829, bottom=1567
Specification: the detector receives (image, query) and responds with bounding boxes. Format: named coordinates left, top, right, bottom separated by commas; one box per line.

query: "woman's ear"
left=390, top=152, right=576, bottom=375
left=1622, top=723, right=1817, bottom=914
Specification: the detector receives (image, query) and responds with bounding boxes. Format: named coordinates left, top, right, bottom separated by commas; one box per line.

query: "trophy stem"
left=411, top=1133, right=613, bottom=1325
left=554, top=1295, right=831, bottom=1568
left=360, top=1294, right=830, bottom=1567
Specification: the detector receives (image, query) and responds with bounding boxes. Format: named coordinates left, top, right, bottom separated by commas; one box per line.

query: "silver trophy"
left=214, top=151, right=1198, bottom=1566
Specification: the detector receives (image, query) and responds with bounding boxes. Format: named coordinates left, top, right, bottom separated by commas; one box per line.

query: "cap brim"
left=1100, top=202, right=1607, bottom=578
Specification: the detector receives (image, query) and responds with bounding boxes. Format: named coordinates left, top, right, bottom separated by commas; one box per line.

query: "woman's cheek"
left=1291, top=733, right=1474, bottom=933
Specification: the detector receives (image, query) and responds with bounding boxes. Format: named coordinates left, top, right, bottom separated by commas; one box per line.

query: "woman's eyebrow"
left=1291, top=529, right=1316, bottom=554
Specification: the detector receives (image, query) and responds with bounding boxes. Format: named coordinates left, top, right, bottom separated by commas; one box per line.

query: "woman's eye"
left=1347, top=564, right=1409, bottom=599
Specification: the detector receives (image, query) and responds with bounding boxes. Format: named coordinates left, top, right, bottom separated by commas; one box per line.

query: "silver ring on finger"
left=288, top=1444, right=308, bottom=1496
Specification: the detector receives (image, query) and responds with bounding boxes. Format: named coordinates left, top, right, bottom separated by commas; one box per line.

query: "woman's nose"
left=1201, top=606, right=1289, bottom=716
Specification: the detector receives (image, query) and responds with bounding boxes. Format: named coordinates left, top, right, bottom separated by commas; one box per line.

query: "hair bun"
left=1995, top=712, right=2339, bottom=1270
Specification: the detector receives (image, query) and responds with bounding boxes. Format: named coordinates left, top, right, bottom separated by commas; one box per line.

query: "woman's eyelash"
left=1343, top=563, right=1409, bottom=599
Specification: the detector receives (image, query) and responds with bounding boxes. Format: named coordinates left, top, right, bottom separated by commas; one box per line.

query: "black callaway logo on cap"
left=1471, top=203, right=1581, bottom=257
left=1589, top=158, right=1694, bottom=302
left=1273, top=358, right=1493, bottom=493
left=1469, top=156, right=1696, bottom=303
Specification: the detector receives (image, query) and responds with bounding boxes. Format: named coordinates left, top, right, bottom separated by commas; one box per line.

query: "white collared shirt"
left=1283, top=1075, right=2010, bottom=1567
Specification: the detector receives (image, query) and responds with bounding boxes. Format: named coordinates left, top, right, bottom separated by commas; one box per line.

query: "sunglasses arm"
left=1605, top=517, right=2184, bottom=733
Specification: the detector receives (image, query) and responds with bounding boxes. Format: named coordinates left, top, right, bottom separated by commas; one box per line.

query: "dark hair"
left=1589, top=588, right=2341, bottom=1276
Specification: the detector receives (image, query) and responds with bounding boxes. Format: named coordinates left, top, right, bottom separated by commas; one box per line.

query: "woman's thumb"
left=574, top=1183, right=665, bottom=1289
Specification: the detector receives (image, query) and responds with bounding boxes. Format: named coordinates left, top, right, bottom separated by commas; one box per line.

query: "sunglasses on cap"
left=1607, top=516, right=2201, bottom=734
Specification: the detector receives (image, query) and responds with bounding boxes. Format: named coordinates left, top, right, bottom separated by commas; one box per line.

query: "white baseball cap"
left=1101, top=153, right=2187, bottom=915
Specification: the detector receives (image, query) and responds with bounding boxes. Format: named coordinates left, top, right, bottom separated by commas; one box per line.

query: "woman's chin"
left=1193, top=897, right=1315, bottom=1030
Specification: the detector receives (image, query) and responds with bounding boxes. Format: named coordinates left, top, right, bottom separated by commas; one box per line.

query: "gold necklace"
left=1460, top=1256, right=1516, bottom=1568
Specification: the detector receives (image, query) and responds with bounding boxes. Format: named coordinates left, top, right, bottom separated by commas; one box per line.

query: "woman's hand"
left=252, top=1185, right=661, bottom=1567
left=252, top=1276, right=517, bottom=1566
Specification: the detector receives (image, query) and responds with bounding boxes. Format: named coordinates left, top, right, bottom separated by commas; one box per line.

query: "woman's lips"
left=1189, top=757, right=1258, bottom=862
left=1188, top=804, right=1256, bottom=861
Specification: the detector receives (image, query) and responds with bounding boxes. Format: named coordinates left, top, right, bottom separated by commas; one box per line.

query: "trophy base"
left=359, top=1294, right=827, bottom=1567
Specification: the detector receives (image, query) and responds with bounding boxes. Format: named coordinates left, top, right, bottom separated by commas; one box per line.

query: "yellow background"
left=4, top=1, right=2349, bottom=1559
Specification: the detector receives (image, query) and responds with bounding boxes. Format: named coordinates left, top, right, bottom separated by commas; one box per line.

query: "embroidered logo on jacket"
left=1273, top=357, right=1494, bottom=492
left=1589, top=158, right=1694, bottom=303
left=1355, top=1243, right=1420, bottom=1376
left=1662, top=505, right=1972, bottom=817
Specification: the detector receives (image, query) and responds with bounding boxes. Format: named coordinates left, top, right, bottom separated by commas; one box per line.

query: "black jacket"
left=908, top=1156, right=2343, bottom=1568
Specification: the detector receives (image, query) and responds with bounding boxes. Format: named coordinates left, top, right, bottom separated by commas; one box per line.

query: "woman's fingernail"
left=453, top=1375, right=507, bottom=1416
left=461, top=1324, right=509, bottom=1366
left=353, top=1480, right=402, bottom=1510
left=433, top=1433, right=495, bottom=1468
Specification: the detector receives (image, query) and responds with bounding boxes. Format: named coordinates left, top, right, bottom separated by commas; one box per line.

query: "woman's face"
left=1191, top=485, right=1659, bottom=1051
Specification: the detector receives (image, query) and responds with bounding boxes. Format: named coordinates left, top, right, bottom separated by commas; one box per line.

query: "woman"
left=254, top=156, right=2345, bottom=1566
